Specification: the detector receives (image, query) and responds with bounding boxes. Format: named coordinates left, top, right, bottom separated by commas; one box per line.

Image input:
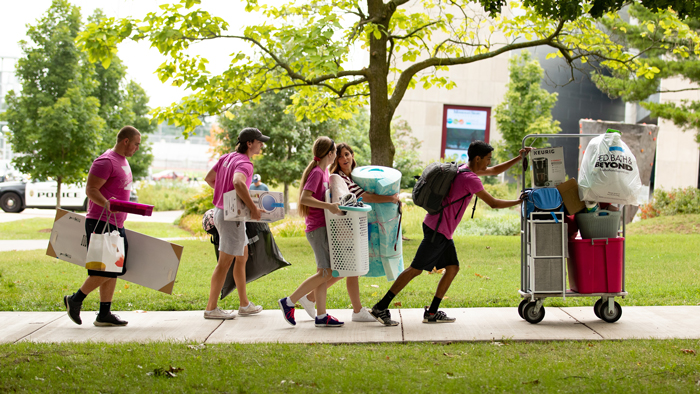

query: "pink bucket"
left=567, top=237, right=624, bottom=293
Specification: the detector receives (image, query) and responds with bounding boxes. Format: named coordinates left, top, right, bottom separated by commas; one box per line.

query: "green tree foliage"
left=391, top=119, right=424, bottom=189
left=88, top=10, right=155, bottom=179
left=1, top=1, right=156, bottom=214
left=217, top=90, right=344, bottom=211
left=594, top=5, right=700, bottom=145
left=494, top=51, right=561, bottom=185
left=2, top=0, right=104, bottom=209
left=77, top=0, right=700, bottom=168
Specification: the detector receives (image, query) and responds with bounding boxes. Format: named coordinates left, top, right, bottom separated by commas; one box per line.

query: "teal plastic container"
left=351, top=166, right=404, bottom=281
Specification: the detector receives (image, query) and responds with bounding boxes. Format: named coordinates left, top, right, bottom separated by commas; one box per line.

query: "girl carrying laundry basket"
left=278, top=137, right=346, bottom=327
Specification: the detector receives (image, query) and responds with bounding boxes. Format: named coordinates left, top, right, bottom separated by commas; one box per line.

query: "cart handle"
left=520, top=133, right=604, bottom=192
left=521, top=133, right=602, bottom=150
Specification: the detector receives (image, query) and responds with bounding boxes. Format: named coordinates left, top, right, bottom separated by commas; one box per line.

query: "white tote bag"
left=85, top=209, right=125, bottom=273
left=578, top=132, right=642, bottom=205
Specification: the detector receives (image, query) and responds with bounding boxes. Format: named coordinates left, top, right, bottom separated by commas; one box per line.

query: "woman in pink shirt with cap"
left=203, top=127, right=270, bottom=320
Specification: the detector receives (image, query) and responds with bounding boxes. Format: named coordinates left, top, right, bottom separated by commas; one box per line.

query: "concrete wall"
left=391, top=5, right=511, bottom=164
left=393, top=56, right=510, bottom=164
left=150, top=140, right=215, bottom=172
left=654, top=76, right=700, bottom=190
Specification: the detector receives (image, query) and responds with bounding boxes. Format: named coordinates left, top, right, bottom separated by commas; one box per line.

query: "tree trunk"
left=56, top=176, right=62, bottom=211
left=367, top=0, right=396, bottom=167
left=283, top=182, right=290, bottom=215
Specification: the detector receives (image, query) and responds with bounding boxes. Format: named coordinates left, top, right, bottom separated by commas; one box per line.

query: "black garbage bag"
left=218, top=222, right=291, bottom=300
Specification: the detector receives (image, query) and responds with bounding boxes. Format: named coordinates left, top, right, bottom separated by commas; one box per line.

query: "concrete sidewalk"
left=3, top=306, right=700, bottom=344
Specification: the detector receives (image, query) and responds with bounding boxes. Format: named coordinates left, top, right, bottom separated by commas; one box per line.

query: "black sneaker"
left=63, top=295, right=82, bottom=325
left=94, top=313, right=128, bottom=327
left=370, top=307, right=399, bottom=326
left=422, top=307, right=456, bottom=323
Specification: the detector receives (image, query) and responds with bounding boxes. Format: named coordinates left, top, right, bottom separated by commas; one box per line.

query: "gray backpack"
left=412, top=162, right=478, bottom=241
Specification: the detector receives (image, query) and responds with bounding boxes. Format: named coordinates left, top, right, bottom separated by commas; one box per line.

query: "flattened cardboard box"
left=224, top=189, right=285, bottom=223
left=556, top=178, right=586, bottom=215
left=46, top=209, right=183, bottom=294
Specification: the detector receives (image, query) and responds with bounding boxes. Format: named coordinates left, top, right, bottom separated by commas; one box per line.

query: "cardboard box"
left=46, top=209, right=183, bottom=294
left=530, top=147, right=565, bottom=188
left=557, top=178, right=586, bottom=215
left=224, top=189, right=285, bottom=223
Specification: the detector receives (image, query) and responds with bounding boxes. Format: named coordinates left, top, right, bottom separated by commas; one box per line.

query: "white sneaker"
left=204, top=307, right=236, bottom=320
left=352, top=307, right=378, bottom=322
left=299, top=295, right=316, bottom=319
left=238, top=301, right=263, bottom=315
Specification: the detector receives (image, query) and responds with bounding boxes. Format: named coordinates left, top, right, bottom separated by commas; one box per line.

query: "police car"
left=0, top=181, right=137, bottom=213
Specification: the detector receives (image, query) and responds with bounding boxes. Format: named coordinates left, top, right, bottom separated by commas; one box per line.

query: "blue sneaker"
left=278, top=297, right=296, bottom=326
left=315, top=314, right=344, bottom=327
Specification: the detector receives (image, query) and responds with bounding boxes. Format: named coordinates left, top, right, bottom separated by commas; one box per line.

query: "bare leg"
left=388, top=267, right=423, bottom=296
left=98, top=278, right=118, bottom=302
left=315, top=281, right=328, bottom=316
left=435, top=265, right=459, bottom=299
left=345, top=276, right=362, bottom=313
left=80, top=276, right=111, bottom=296
left=289, top=269, right=333, bottom=305
left=206, top=250, right=235, bottom=311
left=232, top=246, right=250, bottom=306
left=306, top=276, right=343, bottom=303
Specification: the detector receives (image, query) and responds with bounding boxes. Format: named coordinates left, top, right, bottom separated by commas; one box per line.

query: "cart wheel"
left=523, top=302, right=545, bottom=324
left=598, top=301, right=622, bottom=323
left=518, top=299, right=529, bottom=319
left=593, top=299, right=602, bottom=319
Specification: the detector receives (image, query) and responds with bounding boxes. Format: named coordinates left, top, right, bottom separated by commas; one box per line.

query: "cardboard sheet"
left=556, top=178, right=586, bottom=215
left=46, top=209, right=183, bottom=294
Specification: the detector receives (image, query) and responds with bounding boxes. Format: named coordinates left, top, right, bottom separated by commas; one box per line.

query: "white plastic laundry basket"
left=324, top=176, right=371, bottom=277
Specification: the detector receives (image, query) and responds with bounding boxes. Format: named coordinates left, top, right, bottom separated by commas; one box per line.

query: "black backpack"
left=412, top=162, right=478, bottom=241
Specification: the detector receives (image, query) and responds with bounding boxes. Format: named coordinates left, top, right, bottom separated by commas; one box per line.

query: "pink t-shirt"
left=303, top=166, right=329, bottom=233
left=423, top=165, right=484, bottom=239
left=211, top=152, right=254, bottom=209
left=86, top=149, right=133, bottom=228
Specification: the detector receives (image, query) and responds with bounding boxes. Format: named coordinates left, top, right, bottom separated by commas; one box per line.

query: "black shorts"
left=85, top=218, right=128, bottom=278
left=410, top=223, right=459, bottom=271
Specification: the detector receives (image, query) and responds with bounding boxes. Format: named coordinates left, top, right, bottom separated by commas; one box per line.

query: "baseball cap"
left=238, top=127, right=270, bottom=143
left=253, top=174, right=261, bottom=182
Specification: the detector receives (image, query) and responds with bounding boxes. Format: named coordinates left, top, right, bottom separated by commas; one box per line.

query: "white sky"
left=0, top=0, right=368, bottom=110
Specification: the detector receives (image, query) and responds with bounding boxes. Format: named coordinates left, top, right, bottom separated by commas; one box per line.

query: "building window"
left=441, top=105, right=491, bottom=162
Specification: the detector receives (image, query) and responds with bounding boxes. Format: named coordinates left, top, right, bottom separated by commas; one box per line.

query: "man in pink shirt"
left=203, top=127, right=269, bottom=319
left=371, top=141, right=531, bottom=325
left=63, top=126, right=140, bottom=327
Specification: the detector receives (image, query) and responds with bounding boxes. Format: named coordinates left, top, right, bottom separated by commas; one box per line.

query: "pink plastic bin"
left=567, top=237, right=624, bottom=293
left=109, top=200, right=154, bottom=216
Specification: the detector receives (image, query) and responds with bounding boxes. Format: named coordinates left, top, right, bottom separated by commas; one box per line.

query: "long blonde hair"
left=298, top=137, right=335, bottom=218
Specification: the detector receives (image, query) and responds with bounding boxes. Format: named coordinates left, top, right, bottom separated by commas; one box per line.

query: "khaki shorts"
left=213, top=207, right=248, bottom=256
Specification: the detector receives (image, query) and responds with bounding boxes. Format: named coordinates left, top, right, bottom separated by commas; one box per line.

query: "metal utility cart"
left=518, top=134, right=628, bottom=324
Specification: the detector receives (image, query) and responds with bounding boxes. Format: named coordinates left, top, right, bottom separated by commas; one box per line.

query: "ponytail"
left=298, top=137, right=335, bottom=218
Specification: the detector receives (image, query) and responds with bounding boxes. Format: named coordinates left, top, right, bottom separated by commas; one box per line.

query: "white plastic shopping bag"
left=578, top=131, right=642, bottom=205
left=85, top=209, right=125, bottom=272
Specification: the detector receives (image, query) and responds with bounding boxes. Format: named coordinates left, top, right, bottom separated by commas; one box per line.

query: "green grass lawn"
left=626, top=213, right=700, bottom=235
left=2, top=340, right=699, bottom=393
left=0, top=218, right=193, bottom=240
left=1, top=232, right=698, bottom=312
left=2, top=216, right=699, bottom=393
